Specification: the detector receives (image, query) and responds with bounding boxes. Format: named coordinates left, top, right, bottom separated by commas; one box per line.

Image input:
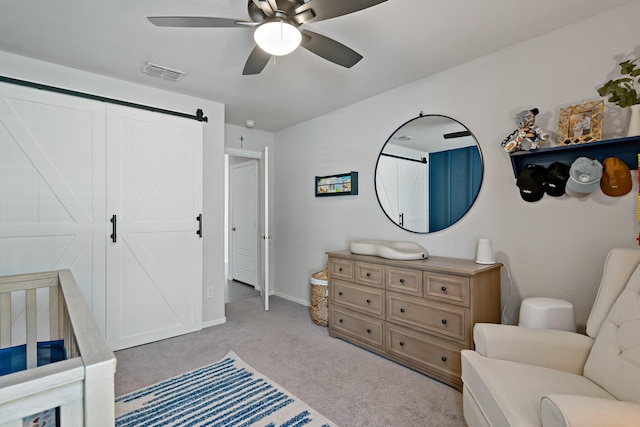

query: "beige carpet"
left=115, top=296, right=465, bottom=426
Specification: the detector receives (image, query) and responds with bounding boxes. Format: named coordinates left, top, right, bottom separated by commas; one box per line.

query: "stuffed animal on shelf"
left=501, top=108, right=549, bottom=153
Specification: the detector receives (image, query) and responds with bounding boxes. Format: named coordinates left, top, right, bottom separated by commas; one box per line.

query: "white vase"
left=628, top=104, right=640, bottom=137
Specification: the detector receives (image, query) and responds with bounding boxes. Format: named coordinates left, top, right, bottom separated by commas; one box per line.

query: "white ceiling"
left=0, top=0, right=632, bottom=132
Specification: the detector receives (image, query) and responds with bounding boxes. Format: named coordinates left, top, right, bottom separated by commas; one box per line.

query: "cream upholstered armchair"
left=461, top=248, right=640, bottom=427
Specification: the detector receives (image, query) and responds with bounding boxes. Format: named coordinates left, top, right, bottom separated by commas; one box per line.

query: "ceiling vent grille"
left=142, top=62, right=186, bottom=81
left=394, top=135, right=416, bottom=142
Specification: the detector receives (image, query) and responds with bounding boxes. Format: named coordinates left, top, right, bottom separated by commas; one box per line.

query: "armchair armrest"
left=541, top=394, right=640, bottom=427
left=473, top=324, right=593, bottom=374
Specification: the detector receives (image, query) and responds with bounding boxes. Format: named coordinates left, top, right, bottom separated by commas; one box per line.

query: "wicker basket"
left=310, top=268, right=329, bottom=327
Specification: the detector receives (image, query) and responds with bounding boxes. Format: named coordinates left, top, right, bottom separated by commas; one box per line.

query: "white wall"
left=0, top=51, right=227, bottom=326
left=272, top=1, right=640, bottom=329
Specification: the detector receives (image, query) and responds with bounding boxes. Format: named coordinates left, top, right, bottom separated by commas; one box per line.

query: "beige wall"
left=271, top=1, right=640, bottom=329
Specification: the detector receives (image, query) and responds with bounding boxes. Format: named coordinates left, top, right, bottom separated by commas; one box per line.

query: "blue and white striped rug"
left=115, top=351, right=336, bottom=427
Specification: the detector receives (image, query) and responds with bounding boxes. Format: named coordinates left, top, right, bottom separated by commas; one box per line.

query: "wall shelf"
left=509, top=135, right=640, bottom=178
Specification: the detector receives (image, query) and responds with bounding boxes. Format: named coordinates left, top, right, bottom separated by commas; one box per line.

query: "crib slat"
left=49, top=284, right=60, bottom=340
left=25, top=289, right=37, bottom=369
left=0, top=293, right=10, bottom=348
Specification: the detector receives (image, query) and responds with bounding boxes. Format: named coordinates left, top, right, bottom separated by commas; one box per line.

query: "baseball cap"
left=545, top=162, right=570, bottom=197
left=516, top=164, right=546, bottom=202
left=600, top=157, right=632, bottom=197
left=566, top=157, right=603, bottom=194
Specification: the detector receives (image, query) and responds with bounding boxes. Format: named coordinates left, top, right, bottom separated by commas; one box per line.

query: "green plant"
left=597, top=58, right=640, bottom=107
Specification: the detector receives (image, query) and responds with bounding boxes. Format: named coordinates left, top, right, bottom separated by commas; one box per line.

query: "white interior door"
left=376, top=156, right=400, bottom=223
left=230, top=160, right=258, bottom=287
left=261, top=147, right=269, bottom=311
left=376, top=156, right=428, bottom=231
left=399, top=160, right=428, bottom=232
left=106, top=105, right=203, bottom=351
left=0, top=83, right=107, bottom=338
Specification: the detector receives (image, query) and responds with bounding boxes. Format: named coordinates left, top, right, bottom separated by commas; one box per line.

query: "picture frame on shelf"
left=557, top=100, right=604, bottom=146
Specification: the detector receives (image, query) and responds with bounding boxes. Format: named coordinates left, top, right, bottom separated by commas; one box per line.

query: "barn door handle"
left=196, top=214, right=203, bottom=237
left=110, top=215, right=117, bottom=243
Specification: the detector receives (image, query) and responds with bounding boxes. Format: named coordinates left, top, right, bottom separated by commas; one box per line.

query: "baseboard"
left=202, top=317, right=227, bottom=328
left=273, top=292, right=309, bottom=307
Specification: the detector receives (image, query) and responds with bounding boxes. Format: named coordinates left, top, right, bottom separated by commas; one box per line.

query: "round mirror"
left=375, top=114, right=483, bottom=233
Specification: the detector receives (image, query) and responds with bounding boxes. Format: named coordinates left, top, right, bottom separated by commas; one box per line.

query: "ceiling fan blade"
left=266, top=0, right=279, bottom=12
left=295, top=0, right=387, bottom=24
left=243, top=46, right=272, bottom=75
left=148, top=16, right=255, bottom=28
left=252, top=0, right=275, bottom=17
left=300, top=30, right=362, bottom=68
left=292, top=8, right=316, bottom=25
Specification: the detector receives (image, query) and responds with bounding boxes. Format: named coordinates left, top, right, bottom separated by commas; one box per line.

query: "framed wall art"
left=315, top=171, right=358, bottom=197
left=557, top=100, right=604, bottom=145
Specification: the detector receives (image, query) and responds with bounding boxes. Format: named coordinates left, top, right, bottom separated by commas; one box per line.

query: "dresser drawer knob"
left=366, top=299, right=371, bottom=304
left=441, top=356, right=447, bottom=362
left=339, top=291, right=343, bottom=296
left=400, top=308, right=405, bottom=313
left=399, top=341, right=405, bottom=347
left=367, top=329, right=371, bottom=334
left=366, top=272, right=371, bottom=277
left=400, top=278, right=405, bottom=284
left=441, top=319, right=447, bottom=325
left=339, top=267, right=343, bottom=272
left=441, top=286, right=447, bottom=292
left=339, top=318, right=344, bottom=323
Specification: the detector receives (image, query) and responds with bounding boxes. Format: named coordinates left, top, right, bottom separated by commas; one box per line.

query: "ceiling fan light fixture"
left=254, top=20, right=301, bottom=56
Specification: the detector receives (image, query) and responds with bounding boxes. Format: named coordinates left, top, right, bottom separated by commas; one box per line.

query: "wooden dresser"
left=327, top=250, right=502, bottom=390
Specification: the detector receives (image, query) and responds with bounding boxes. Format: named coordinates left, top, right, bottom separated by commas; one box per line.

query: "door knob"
left=231, top=227, right=236, bottom=231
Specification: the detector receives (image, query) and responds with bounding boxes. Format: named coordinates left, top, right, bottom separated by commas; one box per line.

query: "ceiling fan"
left=148, top=0, right=387, bottom=75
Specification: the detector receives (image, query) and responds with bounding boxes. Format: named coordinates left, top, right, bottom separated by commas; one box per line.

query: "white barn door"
left=105, top=105, right=203, bottom=350
left=0, top=83, right=107, bottom=337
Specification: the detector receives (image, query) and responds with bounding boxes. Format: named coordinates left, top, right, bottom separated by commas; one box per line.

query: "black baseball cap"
left=545, top=162, right=570, bottom=197
left=516, top=164, right=546, bottom=202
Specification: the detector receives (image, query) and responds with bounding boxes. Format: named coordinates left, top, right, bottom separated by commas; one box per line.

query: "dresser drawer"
left=386, top=324, right=462, bottom=378
left=330, top=258, right=354, bottom=281
left=386, top=267, right=422, bottom=296
left=330, top=305, right=384, bottom=349
left=424, top=272, right=470, bottom=307
left=355, top=261, right=384, bottom=288
left=387, top=292, right=468, bottom=343
left=331, top=280, right=385, bottom=318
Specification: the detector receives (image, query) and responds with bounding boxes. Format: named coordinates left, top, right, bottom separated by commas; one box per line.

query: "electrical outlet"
left=206, top=287, right=214, bottom=299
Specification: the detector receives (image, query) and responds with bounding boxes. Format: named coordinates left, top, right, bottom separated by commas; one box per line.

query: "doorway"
left=224, top=148, right=269, bottom=307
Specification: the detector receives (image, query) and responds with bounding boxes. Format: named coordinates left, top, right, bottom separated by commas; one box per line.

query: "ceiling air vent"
left=142, top=62, right=186, bottom=81
left=394, top=135, right=416, bottom=142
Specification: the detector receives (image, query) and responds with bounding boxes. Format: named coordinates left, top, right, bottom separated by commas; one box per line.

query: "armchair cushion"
left=583, top=264, right=640, bottom=403
left=473, top=324, right=593, bottom=375
left=541, top=394, right=640, bottom=427
left=462, top=350, right=616, bottom=427
left=586, top=248, right=640, bottom=338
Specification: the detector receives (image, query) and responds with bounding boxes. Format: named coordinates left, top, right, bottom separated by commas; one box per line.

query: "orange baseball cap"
left=600, top=157, right=632, bottom=197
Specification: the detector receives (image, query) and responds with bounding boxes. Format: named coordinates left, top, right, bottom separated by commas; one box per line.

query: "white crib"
left=0, top=270, right=116, bottom=426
